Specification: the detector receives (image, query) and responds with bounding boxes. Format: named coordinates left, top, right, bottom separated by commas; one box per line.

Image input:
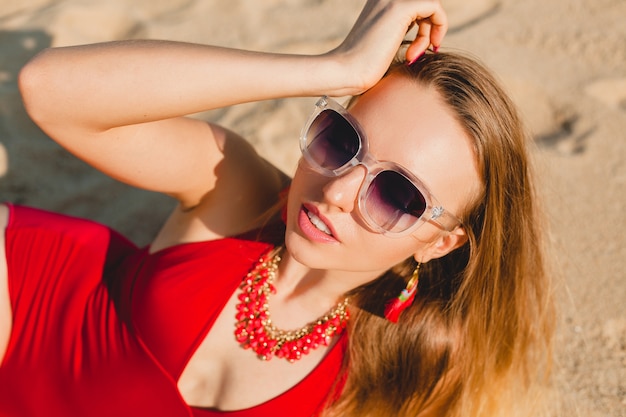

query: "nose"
left=321, top=165, right=367, bottom=213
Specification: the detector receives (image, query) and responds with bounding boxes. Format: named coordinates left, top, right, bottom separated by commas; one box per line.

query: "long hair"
left=321, top=51, right=555, bottom=417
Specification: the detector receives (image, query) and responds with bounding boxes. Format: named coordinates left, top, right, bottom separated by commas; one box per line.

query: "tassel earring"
left=384, top=263, right=420, bottom=323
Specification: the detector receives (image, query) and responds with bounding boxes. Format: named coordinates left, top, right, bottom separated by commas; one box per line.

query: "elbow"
left=18, top=48, right=56, bottom=129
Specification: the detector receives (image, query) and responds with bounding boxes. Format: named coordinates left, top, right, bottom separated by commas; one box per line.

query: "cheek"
left=285, top=166, right=326, bottom=224
left=287, top=166, right=311, bottom=208
left=349, top=233, right=425, bottom=272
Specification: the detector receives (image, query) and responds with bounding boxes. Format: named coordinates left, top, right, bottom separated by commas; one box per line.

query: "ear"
left=414, top=226, right=468, bottom=263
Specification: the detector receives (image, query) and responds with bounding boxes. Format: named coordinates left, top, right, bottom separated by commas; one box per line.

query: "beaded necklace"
left=234, top=250, right=350, bottom=363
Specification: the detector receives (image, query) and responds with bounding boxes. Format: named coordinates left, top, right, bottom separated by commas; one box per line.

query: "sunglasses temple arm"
left=428, top=207, right=462, bottom=232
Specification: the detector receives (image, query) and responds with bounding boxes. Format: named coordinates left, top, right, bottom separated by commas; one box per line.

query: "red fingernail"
left=433, top=45, right=440, bottom=53
left=407, top=52, right=425, bottom=66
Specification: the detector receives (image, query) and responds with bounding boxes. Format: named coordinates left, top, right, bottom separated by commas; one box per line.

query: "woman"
left=0, top=1, right=554, bottom=416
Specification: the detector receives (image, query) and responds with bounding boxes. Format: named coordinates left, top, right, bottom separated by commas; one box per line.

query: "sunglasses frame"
left=299, top=96, right=463, bottom=236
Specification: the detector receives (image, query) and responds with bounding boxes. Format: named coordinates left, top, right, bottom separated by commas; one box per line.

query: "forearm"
left=19, top=40, right=343, bottom=132
left=19, top=0, right=448, bottom=135
left=14, top=0, right=447, bottom=206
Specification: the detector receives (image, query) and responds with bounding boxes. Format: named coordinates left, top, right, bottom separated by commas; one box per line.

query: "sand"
left=0, top=0, right=624, bottom=415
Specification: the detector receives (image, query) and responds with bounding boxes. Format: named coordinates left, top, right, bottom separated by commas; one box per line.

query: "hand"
left=328, top=0, right=447, bottom=95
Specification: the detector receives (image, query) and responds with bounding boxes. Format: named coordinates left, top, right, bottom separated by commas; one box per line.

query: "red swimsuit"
left=0, top=204, right=345, bottom=417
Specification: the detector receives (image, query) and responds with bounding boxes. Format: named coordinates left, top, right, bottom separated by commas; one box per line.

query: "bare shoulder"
left=193, top=124, right=290, bottom=232
left=151, top=125, right=290, bottom=250
left=0, top=203, right=12, bottom=364
left=217, top=124, right=290, bottom=193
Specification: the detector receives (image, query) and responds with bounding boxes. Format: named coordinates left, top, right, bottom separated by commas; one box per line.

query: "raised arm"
left=18, top=0, right=447, bottom=208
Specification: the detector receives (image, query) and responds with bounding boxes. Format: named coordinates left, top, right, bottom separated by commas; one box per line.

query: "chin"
left=283, top=230, right=329, bottom=269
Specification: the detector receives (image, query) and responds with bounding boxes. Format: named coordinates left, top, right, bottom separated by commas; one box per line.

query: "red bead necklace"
left=234, top=249, right=350, bottom=363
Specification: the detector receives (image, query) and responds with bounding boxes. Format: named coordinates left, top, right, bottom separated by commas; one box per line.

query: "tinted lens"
left=364, top=170, right=427, bottom=232
left=305, top=109, right=360, bottom=170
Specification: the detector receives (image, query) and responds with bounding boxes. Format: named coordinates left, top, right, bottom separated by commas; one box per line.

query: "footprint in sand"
left=584, top=78, right=626, bottom=111
left=444, top=0, right=500, bottom=32
left=503, top=77, right=590, bottom=155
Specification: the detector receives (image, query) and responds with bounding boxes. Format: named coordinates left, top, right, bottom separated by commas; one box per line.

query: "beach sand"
left=0, top=0, right=624, bottom=415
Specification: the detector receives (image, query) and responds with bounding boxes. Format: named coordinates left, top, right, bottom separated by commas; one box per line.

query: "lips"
left=306, top=210, right=332, bottom=235
left=297, top=204, right=339, bottom=243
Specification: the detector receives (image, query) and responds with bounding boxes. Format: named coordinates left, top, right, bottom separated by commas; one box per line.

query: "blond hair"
left=322, top=51, right=555, bottom=417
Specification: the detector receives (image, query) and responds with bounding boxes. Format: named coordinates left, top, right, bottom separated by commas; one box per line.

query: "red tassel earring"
left=384, top=263, right=420, bottom=323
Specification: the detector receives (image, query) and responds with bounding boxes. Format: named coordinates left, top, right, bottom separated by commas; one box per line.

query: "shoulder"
left=171, top=121, right=290, bottom=211
left=205, top=123, right=290, bottom=213
left=217, top=124, right=288, bottom=185
left=152, top=124, right=291, bottom=248
left=199, top=124, right=290, bottom=233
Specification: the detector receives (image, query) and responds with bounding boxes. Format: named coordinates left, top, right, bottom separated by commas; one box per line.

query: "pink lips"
left=297, top=204, right=339, bottom=243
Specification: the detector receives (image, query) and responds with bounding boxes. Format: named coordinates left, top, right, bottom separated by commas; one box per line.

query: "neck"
left=268, top=249, right=381, bottom=328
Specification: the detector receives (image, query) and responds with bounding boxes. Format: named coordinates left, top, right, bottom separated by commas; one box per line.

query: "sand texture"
left=0, top=0, right=624, bottom=415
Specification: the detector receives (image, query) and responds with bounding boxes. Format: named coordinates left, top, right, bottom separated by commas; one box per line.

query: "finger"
left=428, top=6, right=448, bottom=48
left=406, top=19, right=432, bottom=63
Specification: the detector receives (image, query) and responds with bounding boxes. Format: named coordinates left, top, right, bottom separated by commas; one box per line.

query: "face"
left=285, top=73, right=481, bottom=283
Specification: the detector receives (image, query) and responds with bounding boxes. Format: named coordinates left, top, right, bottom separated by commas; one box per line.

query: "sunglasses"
left=299, top=96, right=462, bottom=236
